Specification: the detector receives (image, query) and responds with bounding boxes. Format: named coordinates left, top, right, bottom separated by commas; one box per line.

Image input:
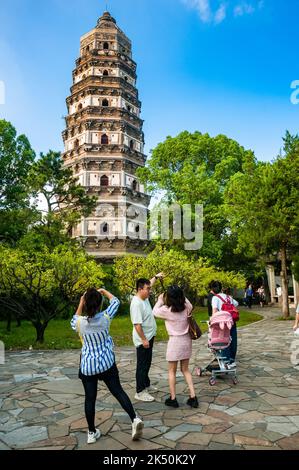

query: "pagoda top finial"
left=97, top=11, right=116, bottom=26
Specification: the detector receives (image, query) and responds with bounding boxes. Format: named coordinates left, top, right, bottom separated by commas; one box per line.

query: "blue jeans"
left=220, top=323, right=237, bottom=363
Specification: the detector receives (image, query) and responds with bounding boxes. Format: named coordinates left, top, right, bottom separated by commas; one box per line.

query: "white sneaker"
left=135, top=391, right=155, bottom=402
left=146, top=385, right=158, bottom=392
left=132, top=417, right=144, bottom=441
left=87, top=428, right=101, bottom=444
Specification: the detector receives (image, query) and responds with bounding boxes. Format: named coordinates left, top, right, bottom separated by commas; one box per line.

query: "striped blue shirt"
left=71, top=296, right=120, bottom=376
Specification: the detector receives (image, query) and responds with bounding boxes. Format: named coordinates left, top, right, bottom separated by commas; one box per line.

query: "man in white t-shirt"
left=130, top=273, right=164, bottom=402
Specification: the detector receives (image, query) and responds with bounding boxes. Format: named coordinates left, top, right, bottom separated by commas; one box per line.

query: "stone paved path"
left=1, top=307, right=299, bottom=450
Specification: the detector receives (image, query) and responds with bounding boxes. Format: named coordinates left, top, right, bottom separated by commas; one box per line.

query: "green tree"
left=114, top=244, right=245, bottom=302
left=137, top=131, right=257, bottom=269
left=0, top=245, right=106, bottom=343
left=27, top=151, right=97, bottom=248
left=0, top=120, right=36, bottom=243
left=292, top=256, right=299, bottom=283
left=224, top=132, right=299, bottom=318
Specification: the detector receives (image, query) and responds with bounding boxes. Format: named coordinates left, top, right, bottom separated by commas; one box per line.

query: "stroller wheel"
left=195, top=367, right=203, bottom=377
left=232, top=376, right=238, bottom=385
left=209, top=377, right=216, bottom=386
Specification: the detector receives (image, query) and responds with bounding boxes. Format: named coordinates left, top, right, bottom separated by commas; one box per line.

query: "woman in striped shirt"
left=71, top=287, right=143, bottom=444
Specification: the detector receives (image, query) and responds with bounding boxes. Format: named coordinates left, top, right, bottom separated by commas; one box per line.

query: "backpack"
left=215, top=294, right=239, bottom=322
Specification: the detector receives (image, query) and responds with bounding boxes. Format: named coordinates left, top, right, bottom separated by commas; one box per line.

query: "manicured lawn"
left=0, top=308, right=262, bottom=350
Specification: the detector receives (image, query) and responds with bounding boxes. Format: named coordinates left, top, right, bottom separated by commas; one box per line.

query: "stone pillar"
left=266, top=265, right=276, bottom=303
left=293, top=275, right=299, bottom=306
left=121, top=171, right=126, bottom=187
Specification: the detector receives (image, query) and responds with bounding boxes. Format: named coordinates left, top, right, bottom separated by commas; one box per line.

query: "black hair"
left=223, top=287, right=232, bottom=296
left=84, top=288, right=103, bottom=318
left=136, top=278, right=151, bottom=291
left=210, top=281, right=222, bottom=295
left=164, top=285, right=186, bottom=313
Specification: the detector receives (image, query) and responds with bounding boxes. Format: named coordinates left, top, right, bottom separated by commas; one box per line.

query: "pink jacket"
left=153, top=297, right=193, bottom=336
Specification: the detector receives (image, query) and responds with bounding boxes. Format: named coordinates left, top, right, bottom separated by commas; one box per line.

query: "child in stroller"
left=195, top=311, right=238, bottom=386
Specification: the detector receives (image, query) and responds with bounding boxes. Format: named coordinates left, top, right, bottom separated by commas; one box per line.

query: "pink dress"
left=153, top=298, right=193, bottom=362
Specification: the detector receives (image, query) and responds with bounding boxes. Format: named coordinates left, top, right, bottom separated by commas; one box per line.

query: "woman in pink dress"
left=153, top=285, right=199, bottom=408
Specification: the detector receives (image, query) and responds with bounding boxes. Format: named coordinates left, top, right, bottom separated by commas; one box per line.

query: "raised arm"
left=98, top=288, right=120, bottom=319
left=149, top=272, right=164, bottom=288
left=185, top=297, right=193, bottom=315
left=153, top=294, right=169, bottom=319
left=70, top=294, right=85, bottom=331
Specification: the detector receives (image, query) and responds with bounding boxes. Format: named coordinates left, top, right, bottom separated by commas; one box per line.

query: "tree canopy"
left=137, top=131, right=257, bottom=271
left=224, top=132, right=299, bottom=317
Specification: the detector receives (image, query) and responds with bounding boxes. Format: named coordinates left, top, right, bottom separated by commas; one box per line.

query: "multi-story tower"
left=62, top=11, right=150, bottom=259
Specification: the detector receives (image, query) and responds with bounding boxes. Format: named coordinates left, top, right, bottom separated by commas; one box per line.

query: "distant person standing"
left=130, top=273, right=164, bottom=402
left=276, top=285, right=282, bottom=304
left=257, top=285, right=266, bottom=307
left=245, top=284, right=254, bottom=309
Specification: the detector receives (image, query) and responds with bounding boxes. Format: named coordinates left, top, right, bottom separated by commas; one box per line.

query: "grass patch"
left=0, top=308, right=262, bottom=350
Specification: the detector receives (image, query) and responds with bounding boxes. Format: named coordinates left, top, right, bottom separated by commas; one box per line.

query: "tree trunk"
left=263, top=273, right=271, bottom=304
left=280, top=245, right=290, bottom=318
left=34, top=323, right=47, bottom=344
left=6, top=312, right=11, bottom=332
left=16, top=316, right=21, bottom=327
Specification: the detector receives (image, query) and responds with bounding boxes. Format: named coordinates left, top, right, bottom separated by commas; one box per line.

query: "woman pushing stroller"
left=211, top=281, right=239, bottom=370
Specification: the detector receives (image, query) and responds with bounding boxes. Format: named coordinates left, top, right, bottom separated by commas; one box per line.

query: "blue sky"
left=0, top=0, right=298, bottom=161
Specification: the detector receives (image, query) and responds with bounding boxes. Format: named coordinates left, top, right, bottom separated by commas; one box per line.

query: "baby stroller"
left=195, top=311, right=238, bottom=386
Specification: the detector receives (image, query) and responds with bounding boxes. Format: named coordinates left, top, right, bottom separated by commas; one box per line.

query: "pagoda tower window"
left=102, top=99, right=109, bottom=107
left=77, top=103, right=83, bottom=111
left=129, top=139, right=134, bottom=150
left=101, top=134, right=109, bottom=145
left=103, top=42, right=109, bottom=50
left=132, top=180, right=137, bottom=191
left=101, top=223, right=109, bottom=234
left=101, top=175, right=109, bottom=186
left=135, top=225, right=140, bottom=233
left=103, top=70, right=109, bottom=76
left=74, top=139, right=79, bottom=149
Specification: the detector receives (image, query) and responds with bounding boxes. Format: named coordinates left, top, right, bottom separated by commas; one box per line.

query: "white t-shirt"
left=212, top=294, right=239, bottom=313
left=277, top=287, right=282, bottom=297
left=296, top=303, right=299, bottom=315
left=130, top=296, right=157, bottom=347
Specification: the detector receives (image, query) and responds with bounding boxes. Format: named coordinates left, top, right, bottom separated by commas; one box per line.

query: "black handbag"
left=187, top=314, right=202, bottom=340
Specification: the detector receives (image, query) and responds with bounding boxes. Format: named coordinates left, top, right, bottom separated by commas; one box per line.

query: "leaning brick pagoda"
left=62, top=11, right=150, bottom=259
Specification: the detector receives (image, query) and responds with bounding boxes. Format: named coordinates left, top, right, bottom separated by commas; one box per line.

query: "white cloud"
left=182, top=0, right=264, bottom=24
left=234, top=2, right=255, bottom=17
left=183, top=0, right=212, bottom=23
left=214, top=4, right=227, bottom=24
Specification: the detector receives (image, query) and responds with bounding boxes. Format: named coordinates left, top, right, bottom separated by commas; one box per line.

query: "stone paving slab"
left=0, top=307, right=299, bottom=450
